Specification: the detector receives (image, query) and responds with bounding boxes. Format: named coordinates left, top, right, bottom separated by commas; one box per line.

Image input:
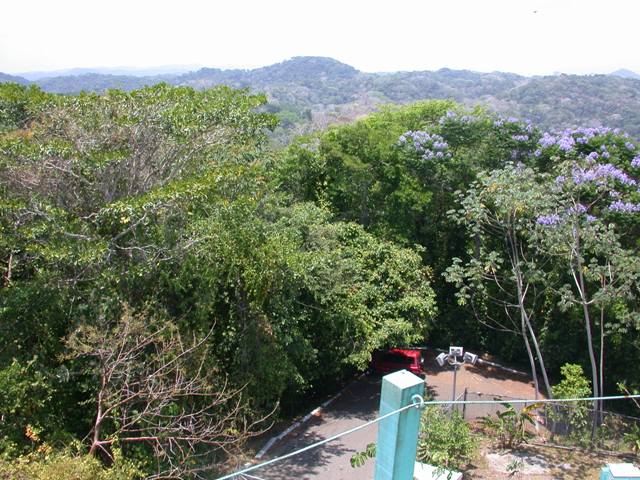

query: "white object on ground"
left=413, top=462, right=463, bottom=480
left=609, top=463, right=640, bottom=477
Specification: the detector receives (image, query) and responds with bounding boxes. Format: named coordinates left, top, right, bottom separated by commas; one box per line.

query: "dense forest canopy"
left=1, top=81, right=640, bottom=478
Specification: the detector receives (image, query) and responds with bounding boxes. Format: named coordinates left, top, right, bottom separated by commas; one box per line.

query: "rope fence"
left=215, top=393, right=640, bottom=480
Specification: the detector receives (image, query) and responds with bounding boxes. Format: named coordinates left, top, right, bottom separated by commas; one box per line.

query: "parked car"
left=369, top=348, right=425, bottom=378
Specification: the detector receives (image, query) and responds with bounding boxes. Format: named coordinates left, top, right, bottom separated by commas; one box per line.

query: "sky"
left=1, top=0, right=639, bottom=76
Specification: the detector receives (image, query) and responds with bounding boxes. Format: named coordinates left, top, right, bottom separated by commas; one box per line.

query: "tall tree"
left=446, top=164, right=554, bottom=398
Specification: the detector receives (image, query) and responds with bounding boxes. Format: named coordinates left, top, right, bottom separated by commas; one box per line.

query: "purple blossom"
left=512, top=134, right=529, bottom=142
left=558, top=136, right=575, bottom=152
left=626, top=142, right=636, bottom=150
left=631, top=156, right=640, bottom=168
left=439, top=111, right=477, bottom=126
left=572, top=163, right=636, bottom=186
left=586, top=215, right=597, bottom=222
left=555, top=175, right=566, bottom=185
left=537, top=126, right=633, bottom=154
left=537, top=214, right=562, bottom=226
left=400, top=130, right=454, bottom=162
left=608, top=200, right=640, bottom=213
left=540, top=133, right=557, bottom=148
left=586, top=152, right=599, bottom=162
left=534, top=149, right=542, bottom=157
left=570, top=204, right=587, bottom=214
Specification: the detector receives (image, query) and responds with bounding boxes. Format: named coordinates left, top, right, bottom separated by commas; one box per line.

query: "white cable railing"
left=216, top=393, right=640, bottom=480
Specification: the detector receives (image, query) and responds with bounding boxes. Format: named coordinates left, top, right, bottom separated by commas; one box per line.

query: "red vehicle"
left=370, top=348, right=425, bottom=378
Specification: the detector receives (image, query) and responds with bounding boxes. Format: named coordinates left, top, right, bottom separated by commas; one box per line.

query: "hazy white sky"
left=1, top=0, right=638, bottom=76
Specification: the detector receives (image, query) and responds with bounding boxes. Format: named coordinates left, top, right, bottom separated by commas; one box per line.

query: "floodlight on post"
left=449, top=346, right=464, bottom=358
left=463, top=351, right=478, bottom=365
left=435, top=352, right=448, bottom=368
left=436, top=346, right=480, bottom=415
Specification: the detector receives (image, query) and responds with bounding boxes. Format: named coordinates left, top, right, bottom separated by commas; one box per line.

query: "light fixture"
left=436, top=346, right=481, bottom=414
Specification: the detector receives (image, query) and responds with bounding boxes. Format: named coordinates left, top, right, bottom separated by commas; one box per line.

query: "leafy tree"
left=0, top=358, right=54, bottom=456
left=0, top=85, right=439, bottom=472
left=533, top=128, right=640, bottom=414
left=446, top=163, right=554, bottom=399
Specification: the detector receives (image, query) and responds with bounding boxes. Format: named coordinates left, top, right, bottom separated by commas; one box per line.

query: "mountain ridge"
left=3, top=57, right=640, bottom=140
left=611, top=68, right=640, bottom=80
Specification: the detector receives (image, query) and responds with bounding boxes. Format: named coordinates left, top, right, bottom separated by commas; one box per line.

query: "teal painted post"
left=374, top=370, right=425, bottom=480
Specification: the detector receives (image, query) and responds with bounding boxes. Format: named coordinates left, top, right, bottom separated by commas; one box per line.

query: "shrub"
left=417, top=405, right=476, bottom=471
left=548, top=363, right=592, bottom=445
left=481, top=402, right=541, bottom=448
left=0, top=450, right=142, bottom=480
left=0, top=358, right=53, bottom=456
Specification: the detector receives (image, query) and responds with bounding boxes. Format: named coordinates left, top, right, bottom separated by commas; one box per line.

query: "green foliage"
left=618, top=384, right=640, bottom=454
left=0, top=358, right=54, bottom=456
left=623, top=423, right=640, bottom=455
left=0, top=85, right=438, bottom=470
left=417, top=406, right=476, bottom=471
left=506, top=458, right=525, bottom=476
left=481, top=402, right=541, bottom=448
left=548, top=364, right=593, bottom=445
left=0, top=83, right=54, bottom=133
left=3, top=74, right=640, bottom=472
left=349, top=442, right=376, bottom=468
left=552, top=364, right=592, bottom=399
left=0, top=449, right=142, bottom=480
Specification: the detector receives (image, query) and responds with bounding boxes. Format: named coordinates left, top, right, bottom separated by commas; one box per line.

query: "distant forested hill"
left=3, top=57, right=640, bottom=139
left=0, top=72, right=29, bottom=85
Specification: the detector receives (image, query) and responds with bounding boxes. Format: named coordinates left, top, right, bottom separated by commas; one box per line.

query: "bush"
left=548, top=363, right=592, bottom=445
left=481, top=402, right=541, bottom=448
left=417, top=405, right=476, bottom=471
left=0, top=358, right=53, bottom=456
left=0, top=450, right=142, bottom=480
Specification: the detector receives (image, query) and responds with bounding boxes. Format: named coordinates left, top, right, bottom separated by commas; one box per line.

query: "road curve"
left=258, top=376, right=381, bottom=480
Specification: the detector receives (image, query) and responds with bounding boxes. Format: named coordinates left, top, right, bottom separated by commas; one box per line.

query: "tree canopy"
left=2, top=81, right=640, bottom=477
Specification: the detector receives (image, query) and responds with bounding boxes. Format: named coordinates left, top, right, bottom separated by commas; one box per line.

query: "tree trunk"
left=523, top=311, right=553, bottom=398
left=89, top=373, right=106, bottom=457
left=522, top=314, right=540, bottom=400
left=2, top=252, right=12, bottom=288
left=510, top=229, right=552, bottom=398
left=599, top=305, right=605, bottom=420
left=572, top=229, right=599, bottom=441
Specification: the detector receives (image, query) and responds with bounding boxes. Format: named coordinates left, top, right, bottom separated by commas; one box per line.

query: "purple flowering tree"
left=446, top=163, right=554, bottom=400
left=533, top=128, right=640, bottom=418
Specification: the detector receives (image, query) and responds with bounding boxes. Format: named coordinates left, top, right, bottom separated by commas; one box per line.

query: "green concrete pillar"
left=374, top=370, right=425, bottom=480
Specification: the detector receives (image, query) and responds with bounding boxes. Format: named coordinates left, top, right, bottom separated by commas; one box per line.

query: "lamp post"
left=436, top=346, right=478, bottom=414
